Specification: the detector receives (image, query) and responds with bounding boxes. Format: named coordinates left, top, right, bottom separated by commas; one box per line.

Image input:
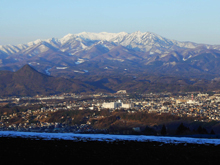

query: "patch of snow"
left=75, top=58, right=85, bottom=65
left=107, top=58, right=124, bottom=62
left=28, top=62, right=40, bottom=65
left=75, top=62, right=80, bottom=65
left=80, top=42, right=87, bottom=49
left=60, top=49, right=66, bottom=52
left=38, top=45, right=49, bottom=52
left=27, top=39, right=42, bottom=46
left=16, top=44, right=28, bottom=50
left=60, top=33, right=75, bottom=44
left=183, top=55, right=192, bottom=61
left=73, top=70, right=84, bottom=73
left=170, top=62, right=176, bottom=66
left=155, top=50, right=162, bottom=54
left=45, top=67, right=51, bottom=75
left=75, top=32, right=128, bottom=42
left=1, top=131, right=220, bottom=145
left=0, top=45, right=21, bottom=54
left=102, top=44, right=111, bottom=50
left=56, top=67, right=68, bottom=69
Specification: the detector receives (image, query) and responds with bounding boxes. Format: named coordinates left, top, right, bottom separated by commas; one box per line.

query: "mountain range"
left=1, top=31, right=220, bottom=80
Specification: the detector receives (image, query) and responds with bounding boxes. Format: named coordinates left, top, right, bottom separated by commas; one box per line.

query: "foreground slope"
left=1, top=134, right=220, bottom=164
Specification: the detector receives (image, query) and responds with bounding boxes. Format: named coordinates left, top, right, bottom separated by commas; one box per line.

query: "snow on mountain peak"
left=0, top=31, right=215, bottom=57
left=64, top=33, right=74, bottom=38
left=133, top=31, right=143, bottom=35
left=75, top=32, right=128, bottom=41
left=27, top=39, right=43, bottom=46
left=60, top=33, right=75, bottom=44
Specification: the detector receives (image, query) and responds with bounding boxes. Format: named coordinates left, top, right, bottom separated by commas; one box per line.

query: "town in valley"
left=1, top=90, right=220, bottom=135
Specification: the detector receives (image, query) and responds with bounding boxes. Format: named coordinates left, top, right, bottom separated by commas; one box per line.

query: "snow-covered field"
left=1, top=131, right=220, bottom=145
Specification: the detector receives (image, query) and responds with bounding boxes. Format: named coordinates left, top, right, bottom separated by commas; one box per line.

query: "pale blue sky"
left=0, top=0, right=220, bottom=45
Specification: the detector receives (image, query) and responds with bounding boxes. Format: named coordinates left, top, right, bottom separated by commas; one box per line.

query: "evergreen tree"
left=197, top=126, right=208, bottom=134
left=197, top=125, right=203, bottom=134
left=176, top=123, right=190, bottom=135
left=202, top=127, right=208, bottom=134
left=143, top=126, right=156, bottom=135
left=210, top=129, right=215, bottom=135
left=161, top=124, right=167, bottom=135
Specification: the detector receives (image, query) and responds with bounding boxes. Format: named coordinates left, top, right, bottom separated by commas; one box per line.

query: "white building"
left=102, top=101, right=134, bottom=109
left=121, top=103, right=134, bottom=109
left=187, top=100, right=199, bottom=105
left=102, top=102, right=122, bottom=109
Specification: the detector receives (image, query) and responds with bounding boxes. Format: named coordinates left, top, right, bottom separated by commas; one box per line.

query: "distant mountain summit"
left=16, top=64, right=42, bottom=75
left=1, top=31, right=220, bottom=79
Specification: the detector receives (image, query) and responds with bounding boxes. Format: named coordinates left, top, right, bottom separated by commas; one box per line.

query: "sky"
left=0, top=0, right=220, bottom=45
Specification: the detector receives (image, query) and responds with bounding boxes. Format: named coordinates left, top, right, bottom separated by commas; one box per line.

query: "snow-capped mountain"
left=1, top=31, right=220, bottom=78
left=1, top=31, right=218, bottom=56
left=58, top=31, right=201, bottom=52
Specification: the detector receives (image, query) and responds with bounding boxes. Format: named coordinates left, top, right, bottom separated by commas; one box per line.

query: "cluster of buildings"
left=1, top=91, right=220, bottom=132
left=0, top=106, right=105, bottom=133
left=137, top=93, right=220, bottom=121
left=102, top=100, right=134, bottom=109
left=100, top=92, right=220, bottom=121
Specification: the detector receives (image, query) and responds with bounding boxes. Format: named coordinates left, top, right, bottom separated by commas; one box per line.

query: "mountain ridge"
left=1, top=64, right=220, bottom=96
left=0, top=31, right=213, bottom=52
left=1, top=31, right=220, bottom=80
